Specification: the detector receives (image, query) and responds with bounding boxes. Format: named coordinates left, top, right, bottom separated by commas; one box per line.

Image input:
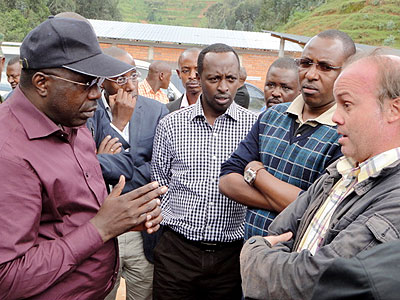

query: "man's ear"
left=159, top=72, right=164, bottom=81
left=31, top=72, right=49, bottom=97
left=386, top=97, right=400, bottom=123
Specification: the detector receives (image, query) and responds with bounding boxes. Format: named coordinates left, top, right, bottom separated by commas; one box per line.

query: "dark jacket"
left=234, top=84, right=250, bottom=109
left=312, top=240, right=400, bottom=300
left=166, top=94, right=183, bottom=113
left=241, top=159, right=400, bottom=299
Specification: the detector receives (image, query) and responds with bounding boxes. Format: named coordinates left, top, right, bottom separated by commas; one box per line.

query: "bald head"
left=147, top=61, right=171, bottom=90
left=103, top=46, right=133, bottom=61
left=149, top=61, right=171, bottom=75
left=340, top=52, right=400, bottom=105
left=332, top=53, right=400, bottom=163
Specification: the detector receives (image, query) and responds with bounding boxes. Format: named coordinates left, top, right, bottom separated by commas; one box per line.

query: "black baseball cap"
left=20, top=17, right=134, bottom=78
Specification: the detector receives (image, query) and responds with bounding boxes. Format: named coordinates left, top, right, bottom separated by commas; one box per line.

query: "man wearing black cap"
left=0, top=17, right=166, bottom=299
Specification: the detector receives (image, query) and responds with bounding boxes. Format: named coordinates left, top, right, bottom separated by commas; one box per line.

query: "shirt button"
left=249, top=238, right=256, bottom=244
left=212, top=155, right=217, bottom=160
left=209, top=202, right=214, bottom=206
left=213, top=132, right=218, bottom=137
left=207, top=225, right=212, bottom=230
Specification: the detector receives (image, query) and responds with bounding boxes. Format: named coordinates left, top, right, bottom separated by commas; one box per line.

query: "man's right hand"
left=109, top=88, right=136, bottom=131
left=90, top=175, right=167, bottom=243
left=97, top=135, right=122, bottom=154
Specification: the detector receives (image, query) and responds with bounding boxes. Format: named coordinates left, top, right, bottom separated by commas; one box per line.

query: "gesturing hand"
left=90, top=176, right=167, bottom=243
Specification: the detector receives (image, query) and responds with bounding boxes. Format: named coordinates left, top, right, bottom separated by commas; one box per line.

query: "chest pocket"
left=366, top=214, right=400, bottom=248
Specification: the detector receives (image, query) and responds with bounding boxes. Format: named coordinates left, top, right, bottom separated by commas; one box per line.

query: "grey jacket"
left=241, top=159, right=400, bottom=300
left=312, top=239, right=400, bottom=300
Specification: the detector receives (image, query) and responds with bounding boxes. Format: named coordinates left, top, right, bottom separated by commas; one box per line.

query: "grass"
left=118, top=0, right=221, bottom=27
left=280, top=0, right=400, bottom=49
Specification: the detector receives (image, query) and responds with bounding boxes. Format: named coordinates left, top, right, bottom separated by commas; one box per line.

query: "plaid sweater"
left=220, top=102, right=342, bottom=239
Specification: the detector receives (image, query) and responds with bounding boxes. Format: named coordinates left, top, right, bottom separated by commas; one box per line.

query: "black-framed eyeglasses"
left=44, top=73, right=105, bottom=90
left=295, top=58, right=342, bottom=72
left=106, top=71, right=141, bottom=86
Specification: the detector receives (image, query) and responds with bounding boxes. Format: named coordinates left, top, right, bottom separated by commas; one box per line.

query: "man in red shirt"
left=0, top=17, right=166, bottom=299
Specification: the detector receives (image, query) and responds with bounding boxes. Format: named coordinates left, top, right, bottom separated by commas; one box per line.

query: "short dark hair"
left=316, top=29, right=356, bottom=59
left=7, top=56, right=20, bottom=67
left=197, top=43, right=240, bottom=75
left=178, top=48, right=201, bottom=67
left=268, top=57, right=297, bottom=76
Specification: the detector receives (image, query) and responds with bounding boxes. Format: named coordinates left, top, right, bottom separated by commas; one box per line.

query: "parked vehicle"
left=245, top=82, right=264, bottom=112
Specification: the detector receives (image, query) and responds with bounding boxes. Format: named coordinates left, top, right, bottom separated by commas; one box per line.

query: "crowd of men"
left=0, top=13, right=400, bottom=300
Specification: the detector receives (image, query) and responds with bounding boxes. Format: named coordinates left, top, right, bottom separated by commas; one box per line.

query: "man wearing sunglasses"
left=88, top=46, right=168, bottom=300
left=0, top=18, right=166, bottom=299
left=220, top=30, right=356, bottom=241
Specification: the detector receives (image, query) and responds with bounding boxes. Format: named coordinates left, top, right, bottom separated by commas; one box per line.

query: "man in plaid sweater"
left=219, top=29, right=356, bottom=239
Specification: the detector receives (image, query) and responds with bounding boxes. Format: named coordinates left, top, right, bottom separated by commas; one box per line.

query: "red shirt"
left=0, top=88, right=118, bottom=299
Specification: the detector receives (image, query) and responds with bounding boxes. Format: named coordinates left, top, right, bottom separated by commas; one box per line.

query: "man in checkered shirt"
left=151, top=43, right=257, bottom=299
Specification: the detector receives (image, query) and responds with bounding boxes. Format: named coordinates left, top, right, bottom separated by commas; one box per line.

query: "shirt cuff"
left=63, top=221, right=105, bottom=265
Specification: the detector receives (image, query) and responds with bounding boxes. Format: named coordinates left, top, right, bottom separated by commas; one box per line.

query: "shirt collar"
left=190, top=96, right=239, bottom=122
left=337, top=147, right=400, bottom=183
left=9, top=87, right=71, bottom=140
left=181, top=93, right=200, bottom=109
left=142, top=79, right=156, bottom=94
left=180, top=93, right=190, bottom=109
left=286, top=94, right=336, bottom=126
left=101, top=91, right=113, bottom=120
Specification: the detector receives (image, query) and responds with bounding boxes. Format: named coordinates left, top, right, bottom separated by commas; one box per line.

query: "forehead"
left=117, top=54, right=135, bottom=68
left=334, top=59, right=378, bottom=94
left=202, top=52, right=239, bottom=74
left=7, top=63, right=20, bottom=72
left=302, top=37, right=346, bottom=65
left=267, top=67, right=298, bottom=84
left=179, top=51, right=199, bottom=67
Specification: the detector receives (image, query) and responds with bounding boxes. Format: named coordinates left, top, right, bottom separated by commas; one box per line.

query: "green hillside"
left=279, top=0, right=400, bottom=49
left=118, top=0, right=220, bottom=27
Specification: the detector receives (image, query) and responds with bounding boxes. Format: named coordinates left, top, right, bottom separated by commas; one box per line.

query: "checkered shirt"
left=151, top=99, right=257, bottom=242
left=245, top=101, right=341, bottom=239
left=297, top=147, right=400, bottom=255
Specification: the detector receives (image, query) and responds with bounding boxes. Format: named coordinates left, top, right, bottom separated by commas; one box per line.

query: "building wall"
left=99, top=42, right=298, bottom=91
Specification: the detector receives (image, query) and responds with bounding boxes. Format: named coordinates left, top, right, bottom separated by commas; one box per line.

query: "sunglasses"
left=295, top=58, right=341, bottom=72
left=44, top=73, right=105, bottom=90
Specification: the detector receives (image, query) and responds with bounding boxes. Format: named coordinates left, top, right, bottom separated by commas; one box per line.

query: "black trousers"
left=153, top=228, right=243, bottom=300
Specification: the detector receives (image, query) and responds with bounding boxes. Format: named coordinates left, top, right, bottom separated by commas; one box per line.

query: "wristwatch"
left=244, top=166, right=264, bottom=186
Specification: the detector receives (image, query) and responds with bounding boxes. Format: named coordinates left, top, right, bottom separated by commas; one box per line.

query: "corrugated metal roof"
left=89, top=19, right=303, bottom=52
left=266, top=30, right=400, bottom=55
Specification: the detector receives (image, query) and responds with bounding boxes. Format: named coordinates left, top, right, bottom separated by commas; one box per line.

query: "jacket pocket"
left=365, top=214, right=400, bottom=249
